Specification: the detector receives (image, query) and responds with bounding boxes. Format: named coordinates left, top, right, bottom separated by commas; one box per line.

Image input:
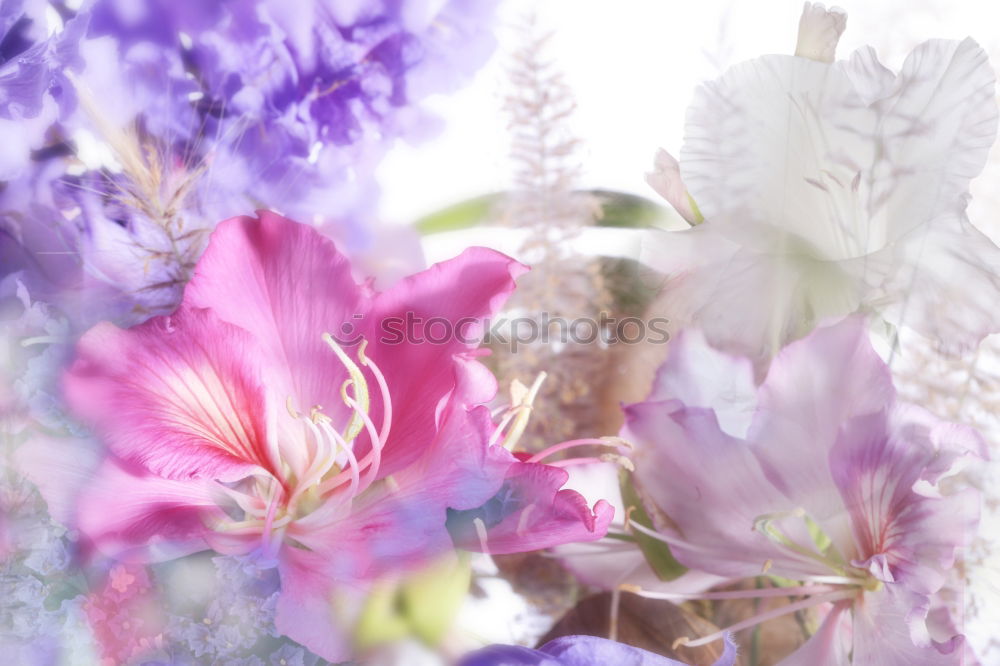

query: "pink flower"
left=62, top=211, right=609, bottom=660
left=622, top=317, right=984, bottom=664
left=84, top=563, right=165, bottom=665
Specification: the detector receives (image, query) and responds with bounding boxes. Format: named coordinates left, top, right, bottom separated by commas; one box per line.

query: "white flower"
left=644, top=5, right=999, bottom=365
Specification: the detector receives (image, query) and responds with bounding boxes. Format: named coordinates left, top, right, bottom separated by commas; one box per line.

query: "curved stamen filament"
left=526, top=437, right=631, bottom=464
left=343, top=395, right=384, bottom=495
left=621, top=583, right=838, bottom=601
left=322, top=333, right=370, bottom=443
left=317, top=419, right=361, bottom=502
left=215, top=482, right=269, bottom=518
left=626, top=519, right=725, bottom=556
left=754, top=512, right=846, bottom=573
left=292, top=417, right=340, bottom=504
left=495, top=373, right=547, bottom=449
left=358, top=340, right=393, bottom=445
left=675, top=589, right=855, bottom=648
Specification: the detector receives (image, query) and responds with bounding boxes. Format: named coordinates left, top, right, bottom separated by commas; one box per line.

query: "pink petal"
left=852, top=586, right=965, bottom=665
left=777, top=602, right=851, bottom=665
left=831, top=405, right=982, bottom=597
left=274, top=548, right=359, bottom=663
left=364, top=245, right=527, bottom=477
left=64, top=305, right=273, bottom=481
left=184, top=211, right=370, bottom=416
left=76, top=457, right=221, bottom=562
left=748, top=316, right=895, bottom=554
left=649, top=328, right=757, bottom=438
left=452, top=461, right=614, bottom=555
left=624, top=400, right=823, bottom=580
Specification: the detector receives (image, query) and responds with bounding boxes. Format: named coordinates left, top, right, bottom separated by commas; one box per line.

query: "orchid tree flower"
left=61, top=211, right=611, bottom=661
left=644, top=2, right=1000, bottom=366
left=621, top=316, right=984, bottom=664
left=460, top=634, right=737, bottom=666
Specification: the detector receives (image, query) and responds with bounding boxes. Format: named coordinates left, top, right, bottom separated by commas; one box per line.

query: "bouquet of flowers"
left=2, top=1, right=995, bottom=664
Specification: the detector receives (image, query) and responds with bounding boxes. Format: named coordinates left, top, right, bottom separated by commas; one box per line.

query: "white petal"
left=870, top=38, right=998, bottom=242
left=681, top=54, right=880, bottom=260
left=875, top=212, right=1000, bottom=353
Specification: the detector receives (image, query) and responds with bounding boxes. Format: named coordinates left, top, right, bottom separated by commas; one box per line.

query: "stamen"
left=285, top=396, right=300, bottom=419
left=609, top=585, right=622, bottom=642
left=344, top=395, right=384, bottom=494
left=623, top=505, right=637, bottom=531
left=498, top=373, right=546, bottom=450
left=677, top=589, right=855, bottom=648
left=321, top=333, right=370, bottom=443
left=318, top=419, right=361, bottom=501
left=753, top=510, right=845, bottom=572
left=526, top=436, right=631, bottom=464
left=295, top=417, right=340, bottom=501
left=357, top=341, right=393, bottom=445
left=516, top=503, right=537, bottom=536
left=473, top=517, right=491, bottom=555
left=627, top=519, right=718, bottom=555
left=622, top=583, right=838, bottom=602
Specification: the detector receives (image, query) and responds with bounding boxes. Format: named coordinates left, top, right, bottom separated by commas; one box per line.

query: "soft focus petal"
left=869, top=38, right=997, bottom=241
left=648, top=328, right=757, bottom=438
left=680, top=53, right=876, bottom=257
left=184, top=211, right=368, bottom=414
left=63, top=305, right=273, bottom=481
left=364, top=244, right=527, bottom=476
left=625, top=401, right=820, bottom=579
left=641, top=226, right=869, bottom=365
left=645, top=149, right=701, bottom=224
left=76, top=458, right=220, bottom=562
left=876, top=213, right=1000, bottom=354
left=748, top=316, right=895, bottom=553
left=831, top=405, right=983, bottom=596
left=450, top=461, right=614, bottom=555
left=852, top=586, right=964, bottom=665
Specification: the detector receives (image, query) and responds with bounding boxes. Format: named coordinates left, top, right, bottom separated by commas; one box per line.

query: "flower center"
left=211, top=333, right=393, bottom=557
left=622, top=507, right=882, bottom=649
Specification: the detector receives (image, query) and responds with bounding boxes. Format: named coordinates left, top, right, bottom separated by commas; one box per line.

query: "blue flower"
left=460, top=635, right=738, bottom=666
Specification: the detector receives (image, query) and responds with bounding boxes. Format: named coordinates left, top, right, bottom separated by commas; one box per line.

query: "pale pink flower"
left=623, top=317, right=984, bottom=664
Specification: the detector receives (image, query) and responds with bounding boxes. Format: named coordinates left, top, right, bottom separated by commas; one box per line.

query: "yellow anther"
left=624, top=505, right=637, bottom=531
left=671, top=637, right=691, bottom=650
left=618, top=583, right=642, bottom=594
left=310, top=406, right=331, bottom=424
left=762, top=559, right=773, bottom=574
left=599, top=453, right=635, bottom=471
left=285, top=396, right=300, bottom=419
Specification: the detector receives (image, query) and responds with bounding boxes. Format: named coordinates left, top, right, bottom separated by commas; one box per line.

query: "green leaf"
left=414, top=194, right=499, bottom=234
left=413, top=190, right=673, bottom=235
left=620, top=471, right=687, bottom=581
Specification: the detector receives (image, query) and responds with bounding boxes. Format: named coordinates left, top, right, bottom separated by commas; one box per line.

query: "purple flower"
left=72, top=0, right=500, bottom=222
left=0, top=0, right=86, bottom=179
left=623, top=317, right=984, bottom=663
left=460, top=635, right=737, bottom=666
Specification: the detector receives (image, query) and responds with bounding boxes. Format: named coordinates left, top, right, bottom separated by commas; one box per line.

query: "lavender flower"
left=0, top=0, right=87, bottom=179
